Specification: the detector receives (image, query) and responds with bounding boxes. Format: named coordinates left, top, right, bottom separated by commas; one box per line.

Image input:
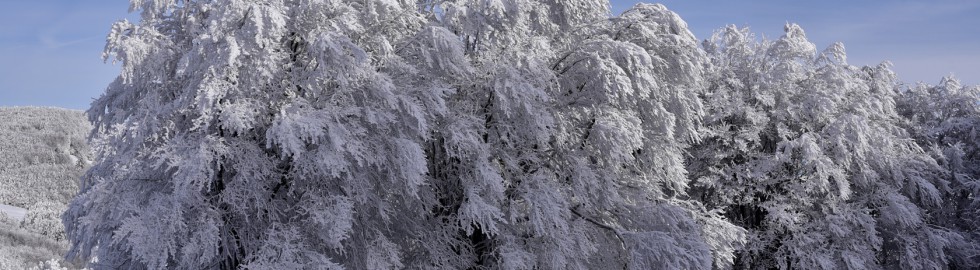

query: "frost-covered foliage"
left=64, top=1, right=978, bottom=269
left=897, top=77, right=980, bottom=268
left=691, top=24, right=979, bottom=269
left=65, top=1, right=739, bottom=269
left=549, top=5, right=743, bottom=269
left=0, top=107, right=90, bottom=269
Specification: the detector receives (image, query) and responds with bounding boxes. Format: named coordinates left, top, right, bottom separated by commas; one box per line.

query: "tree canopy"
left=64, top=1, right=979, bottom=269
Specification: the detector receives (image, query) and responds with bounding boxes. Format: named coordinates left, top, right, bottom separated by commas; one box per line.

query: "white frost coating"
left=62, top=0, right=979, bottom=269
left=690, top=21, right=980, bottom=269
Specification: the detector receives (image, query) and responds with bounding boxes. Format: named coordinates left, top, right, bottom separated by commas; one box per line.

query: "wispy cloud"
left=0, top=1, right=129, bottom=109
left=38, top=33, right=101, bottom=49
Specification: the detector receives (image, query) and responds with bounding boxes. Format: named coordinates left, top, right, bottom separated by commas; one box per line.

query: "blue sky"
left=1, top=1, right=977, bottom=110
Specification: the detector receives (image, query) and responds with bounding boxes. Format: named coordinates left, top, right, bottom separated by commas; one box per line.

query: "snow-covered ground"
left=0, top=204, right=26, bottom=222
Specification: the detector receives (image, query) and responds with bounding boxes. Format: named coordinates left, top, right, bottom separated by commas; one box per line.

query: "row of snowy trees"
left=692, top=25, right=980, bottom=269
left=63, top=0, right=979, bottom=269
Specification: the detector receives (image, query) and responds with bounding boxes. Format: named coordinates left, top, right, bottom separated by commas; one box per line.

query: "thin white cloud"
left=39, top=33, right=100, bottom=49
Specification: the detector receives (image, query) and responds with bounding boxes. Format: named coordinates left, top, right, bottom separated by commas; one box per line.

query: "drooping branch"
left=571, top=204, right=629, bottom=270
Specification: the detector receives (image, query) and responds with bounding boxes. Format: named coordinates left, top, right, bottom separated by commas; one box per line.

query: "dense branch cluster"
left=64, top=1, right=979, bottom=269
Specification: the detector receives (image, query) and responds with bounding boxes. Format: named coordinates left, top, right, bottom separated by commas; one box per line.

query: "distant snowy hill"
left=0, top=107, right=91, bottom=209
left=0, top=106, right=90, bottom=269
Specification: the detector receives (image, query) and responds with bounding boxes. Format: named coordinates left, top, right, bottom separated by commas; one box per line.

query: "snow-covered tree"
left=64, top=1, right=978, bottom=269
left=692, top=23, right=977, bottom=269
left=65, top=0, right=748, bottom=269
left=549, top=4, right=745, bottom=269
left=692, top=24, right=864, bottom=269
left=399, top=2, right=743, bottom=269
left=65, top=0, right=443, bottom=268
left=897, top=76, right=980, bottom=268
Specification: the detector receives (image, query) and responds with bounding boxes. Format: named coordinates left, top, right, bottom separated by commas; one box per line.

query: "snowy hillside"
left=0, top=107, right=90, bottom=269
